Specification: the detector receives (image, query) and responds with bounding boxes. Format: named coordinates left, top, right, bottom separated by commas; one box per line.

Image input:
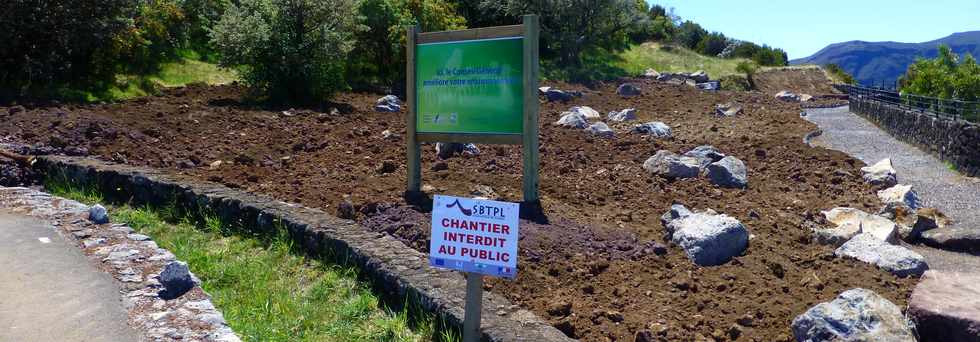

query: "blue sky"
left=648, top=0, right=980, bottom=59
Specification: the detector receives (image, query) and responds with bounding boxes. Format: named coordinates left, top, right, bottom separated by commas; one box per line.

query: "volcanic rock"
left=705, top=156, right=748, bottom=188
left=607, top=108, right=637, bottom=122
left=835, top=233, right=928, bottom=277
left=792, top=288, right=915, bottom=341
left=616, top=83, right=642, bottom=97
left=822, top=207, right=898, bottom=244
left=632, top=122, right=671, bottom=138
left=585, top=122, right=615, bottom=138
left=860, top=159, right=898, bottom=187
left=666, top=211, right=749, bottom=266
left=643, top=151, right=700, bottom=180
left=909, top=270, right=980, bottom=342
left=877, top=184, right=920, bottom=209
left=554, top=111, right=588, bottom=129
left=570, top=106, right=601, bottom=120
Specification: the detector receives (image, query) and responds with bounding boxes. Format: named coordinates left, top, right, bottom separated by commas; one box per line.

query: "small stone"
left=683, top=145, right=726, bottom=169
left=555, top=111, right=588, bottom=129
left=861, top=158, right=898, bottom=187
left=374, top=95, right=401, bottom=112
left=127, top=233, right=151, bottom=241
left=877, top=184, right=920, bottom=209
left=822, top=207, right=898, bottom=244
left=160, top=261, right=197, bottom=299
left=715, top=103, right=743, bottom=117
left=376, top=160, right=397, bottom=174
left=617, top=83, right=642, bottom=97
left=667, top=212, right=749, bottom=266
left=72, top=229, right=95, bottom=239
left=585, top=122, right=615, bottom=138
left=337, top=201, right=356, bottom=220
left=570, top=106, right=601, bottom=120
left=548, top=301, right=572, bottom=317
left=607, top=108, right=637, bottom=122
left=643, top=150, right=700, bottom=180
left=431, top=161, right=449, bottom=172
left=632, top=122, right=672, bottom=138
left=88, top=204, right=109, bottom=224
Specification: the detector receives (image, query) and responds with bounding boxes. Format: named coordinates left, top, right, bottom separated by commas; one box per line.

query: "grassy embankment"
left=46, top=179, right=456, bottom=342
left=616, top=42, right=753, bottom=79
left=67, top=51, right=238, bottom=102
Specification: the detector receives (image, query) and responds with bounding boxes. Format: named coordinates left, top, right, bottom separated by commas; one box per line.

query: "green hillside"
left=617, top=42, right=754, bottom=79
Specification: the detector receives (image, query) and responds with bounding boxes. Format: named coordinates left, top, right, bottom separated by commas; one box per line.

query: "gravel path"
left=0, top=210, right=140, bottom=342
left=805, top=106, right=980, bottom=273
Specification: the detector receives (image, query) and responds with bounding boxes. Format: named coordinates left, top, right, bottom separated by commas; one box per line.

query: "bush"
left=823, top=64, right=856, bottom=84
left=697, top=32, right=728, bottom=57
left=180, top=0, right=231, bottom=55
left=211, top=0, right=360, bottom=103
left=674, top=21, right=707, bottom=50
left=0, top=0, right=138, bottom=98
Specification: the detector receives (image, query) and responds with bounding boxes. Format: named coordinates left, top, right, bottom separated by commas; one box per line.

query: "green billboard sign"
left=415, top=37, right=524, bottom=135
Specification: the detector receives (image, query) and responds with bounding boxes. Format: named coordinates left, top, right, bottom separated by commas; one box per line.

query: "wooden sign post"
left=406, top=15, right=539, bottom=342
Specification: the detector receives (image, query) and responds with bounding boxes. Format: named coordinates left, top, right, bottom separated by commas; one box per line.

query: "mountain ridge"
left=791, top=31, right=980, bottom=85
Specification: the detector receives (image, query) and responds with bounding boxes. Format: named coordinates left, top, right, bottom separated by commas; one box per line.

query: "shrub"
left=697, top=32, right=728, bottom=57
left=210, top=0, right=360, bottom=103
left=674, top=21, right=707, bottom=50
left=0, top=0, right=138, bottom=98
left=180, top=0, right=231, bottom=55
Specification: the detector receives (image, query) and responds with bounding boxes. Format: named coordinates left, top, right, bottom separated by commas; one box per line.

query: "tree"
left=347, top=0, right=467, bottom=90
left=0, top=0, right=137, bottom=97
left=901, top=45, right=980, bottom=102
left=674, top=21, right=706, bottom=50
left=697, top=32, right=728, bottom=56
left=481, top=0, right=647, bottom=68
left=210, top=0, right=360, bottom=102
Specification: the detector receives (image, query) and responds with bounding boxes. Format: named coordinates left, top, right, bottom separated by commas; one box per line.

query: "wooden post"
left=406, top=25, right=421, bottom=193
left=462, top=273, right=484, bottom=342
left=521, top=15, right=540, bottom=204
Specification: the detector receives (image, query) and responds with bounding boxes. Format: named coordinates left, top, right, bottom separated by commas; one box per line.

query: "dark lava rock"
left=159, top=261, right=196, bottom=299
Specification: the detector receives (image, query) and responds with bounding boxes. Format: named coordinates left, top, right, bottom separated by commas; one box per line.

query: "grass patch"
left=46, top=179, right=456, bottom=342
left=616, top=42, right=754, bottom=79
left=62, top=53, right=238, bottom=102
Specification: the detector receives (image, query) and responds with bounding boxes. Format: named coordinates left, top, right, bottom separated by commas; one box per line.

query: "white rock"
left=607, top=108, right=637, bottom=122
left=683, top=145, right=726, bottom=169
left=667, top=212, right=749, bottom=266
left=822, top=208, right=899, bottom=244
left=877, top=184, right=920, bottom=209
left=792, top=288, right=915, bottom=341
left=705, top=156, right=748, bottom=188
left=570, top=106, right=601, bottom=120
left=585, top=122, right=614, bottom=138
left=643, top=68, right=660, bottom=78
left=643, top=151, right=701, bottom=179
left=715, top=103, right=743, bottom=117
left=554, top=111, right=588, bottom=128
left=632, top=122, right=671, bottom=138
left=775, top=90, right=801, bottom=102
left=835, top=233, right=929, bottom=277
left=812, top=221, right=863, bottom=246
left=860, top=159, right=898, bottom=187
left=800, top=94, right=814, bottom=102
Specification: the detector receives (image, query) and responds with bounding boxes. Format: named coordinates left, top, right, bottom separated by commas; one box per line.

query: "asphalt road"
left=0, top=210, right=140, bottom=342
left=805, top=106, right=980, bottom=273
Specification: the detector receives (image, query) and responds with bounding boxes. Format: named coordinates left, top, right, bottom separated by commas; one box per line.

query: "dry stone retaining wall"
left=850, top=98, right=980, bottom=176
left=34, top=155, right=571, bottom=342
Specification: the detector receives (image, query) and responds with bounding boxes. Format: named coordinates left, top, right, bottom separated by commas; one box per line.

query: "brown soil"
left=753, top=67, right=841, bottom=96
left=0, top=81, right=915, bottom=341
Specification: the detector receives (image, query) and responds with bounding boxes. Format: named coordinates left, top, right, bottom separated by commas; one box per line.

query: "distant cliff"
left=790, top=31, right=980, bottom=85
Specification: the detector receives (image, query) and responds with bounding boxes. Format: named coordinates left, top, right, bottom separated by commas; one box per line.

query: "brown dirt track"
left=0, top=80, right=915, bottom=341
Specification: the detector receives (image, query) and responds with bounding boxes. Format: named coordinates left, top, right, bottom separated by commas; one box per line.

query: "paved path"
left=0, top=210, right=140, bottom=342
left=805, top=106, right=980, bottom=272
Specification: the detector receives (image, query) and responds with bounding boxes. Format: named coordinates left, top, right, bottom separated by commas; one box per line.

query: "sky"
left=648, top=0, right=980, bottom=60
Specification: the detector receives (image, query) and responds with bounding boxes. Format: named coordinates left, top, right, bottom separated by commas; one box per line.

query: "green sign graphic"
left=416, top=37, right=524, bottom=135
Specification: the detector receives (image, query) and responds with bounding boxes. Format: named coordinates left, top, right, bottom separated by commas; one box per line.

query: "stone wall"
left=850, top=98, right=980, bottom=176
left=35, top=155, right=571, bottom=342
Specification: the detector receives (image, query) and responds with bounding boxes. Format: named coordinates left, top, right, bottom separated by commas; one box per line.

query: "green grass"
left=616, top=42, right=754, bottom=79
left=46, top=179, right=457, bottom=342
left=62, top=52, right=239, bottom=102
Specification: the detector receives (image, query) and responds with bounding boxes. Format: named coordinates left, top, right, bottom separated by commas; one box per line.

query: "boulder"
left=683, top=145, right=726, bottom=169
left=375, top=95, right=401, bottom=112
left=705, top=156, right=748, bottom=188
left=715, top=103, right=743, bottom=117
left=538, top=86, right=551, bottom=95
left=632, top=122, right=672, bottom=138
left=667, top=212, right=749, bottom=266
left=877, top=184, right=920, bottom=209
left=616, top=83, right=642, bottom=97
left=860, top=159, right=898, bottom=187
left=544, top=88, right=573, bottom=102
left=643, top=151, right=701, bottom=180
left=660, top=204, right=693, bottom=228
left=792, top=288, right=915, bottom=342
left=800, top=94, right=814, bottom=102
left=882, top=204, right=947, bottom=242
left=835, top=233, right=928, bottom=277
left=435, top=142, right=480, bottom=159
left=89, top=204, right=109, bottom=224
left=921, top=228, right=980, bottom=254
left=689, top=70, right=709, bottom=83
left=697, top=81, right=720, bottom=91
left=160, top=261, right=198, bottom=299
left=822, top=208, right=899, bottom=244
left=554, top=111, right=588, bottom=129
left=570, top=106, right=601, bottom=120
left=909, top=270, right=980, bottom=342
left=812, top=221, right=862, bottom=247
left=585, top=122, right=615, bottom=138
left=607, top=108, right=637, bottom=122
left=643, top=68, right=660, bottom=78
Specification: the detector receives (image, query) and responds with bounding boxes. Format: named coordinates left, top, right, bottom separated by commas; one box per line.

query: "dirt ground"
left=753, top=67, right=841, bottom=97
left=0, top=78, right=916, bottom=341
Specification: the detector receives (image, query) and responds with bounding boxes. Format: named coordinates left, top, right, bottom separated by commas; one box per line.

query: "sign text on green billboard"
left=415, top=37, right=524, bottom=135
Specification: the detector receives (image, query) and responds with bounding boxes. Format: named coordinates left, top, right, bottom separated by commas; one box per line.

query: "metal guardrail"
left=838, top=84, right=980, bottom=123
